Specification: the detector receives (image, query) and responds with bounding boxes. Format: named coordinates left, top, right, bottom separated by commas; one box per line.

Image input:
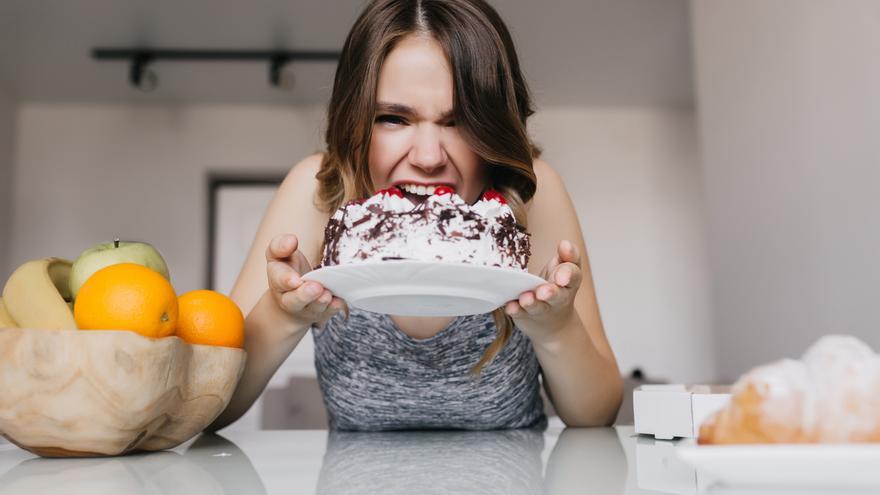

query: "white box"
left=633, top=385, right=731, bottom=440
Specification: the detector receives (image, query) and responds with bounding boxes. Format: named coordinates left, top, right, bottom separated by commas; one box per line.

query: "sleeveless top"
left=313, top=307, right=547, bottom=431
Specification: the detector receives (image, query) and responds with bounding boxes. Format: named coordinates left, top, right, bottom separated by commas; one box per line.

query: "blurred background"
left=0, top=0, right=878, bottom=430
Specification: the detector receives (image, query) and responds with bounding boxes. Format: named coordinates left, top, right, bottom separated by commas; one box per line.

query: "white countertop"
left=0, top=426, right=866, bottom=494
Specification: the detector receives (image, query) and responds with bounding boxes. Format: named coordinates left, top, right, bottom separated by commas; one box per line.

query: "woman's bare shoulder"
left=274, top=153, right=325, bottom=211
left=282, top=153, right=324, bottom=191
left=265, top=153, right=330, bottom=262
left=527, top=157, right=566, bottom=209
left=533, top=157, right=560, bottom=184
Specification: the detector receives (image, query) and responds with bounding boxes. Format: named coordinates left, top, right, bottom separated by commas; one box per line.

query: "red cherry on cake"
left=375, top=187, right=404, bottom=198
left=482, top=189, right=507, bottom=204
left=433, top=185, right=455, bottom=196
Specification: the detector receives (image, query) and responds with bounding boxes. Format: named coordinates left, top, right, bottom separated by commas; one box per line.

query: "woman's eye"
left=376, top=115, right=407, bottom=125
left=443, top=120, right=456, bottom=127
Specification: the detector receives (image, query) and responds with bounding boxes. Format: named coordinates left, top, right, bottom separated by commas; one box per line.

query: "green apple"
left=69, top=238, right=171, bottom=300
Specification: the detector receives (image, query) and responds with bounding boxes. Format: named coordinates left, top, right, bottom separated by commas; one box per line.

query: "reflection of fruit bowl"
left=0, top=327, right=246, bottom=457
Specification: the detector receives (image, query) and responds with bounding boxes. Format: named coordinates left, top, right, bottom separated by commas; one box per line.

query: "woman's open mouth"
left=395, top=183, right=453, bottom=207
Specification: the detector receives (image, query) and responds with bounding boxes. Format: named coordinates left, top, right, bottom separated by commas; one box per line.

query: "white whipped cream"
left=323, top=190, right=529, bottom=270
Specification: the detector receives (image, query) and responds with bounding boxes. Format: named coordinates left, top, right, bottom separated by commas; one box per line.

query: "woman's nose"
left=408, top=125, right=446, bottom=172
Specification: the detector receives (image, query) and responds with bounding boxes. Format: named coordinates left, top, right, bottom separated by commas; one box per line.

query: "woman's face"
left=368, top=34, right=486, bottom=206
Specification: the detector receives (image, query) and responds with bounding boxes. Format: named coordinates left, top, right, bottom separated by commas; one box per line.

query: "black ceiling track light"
left=92, top=48, right=341, bottom=92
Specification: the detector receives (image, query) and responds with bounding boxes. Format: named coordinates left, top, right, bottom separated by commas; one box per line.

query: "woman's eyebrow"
left=376, top=102, right=454, bottom=120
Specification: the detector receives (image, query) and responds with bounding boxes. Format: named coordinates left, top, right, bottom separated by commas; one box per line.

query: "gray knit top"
left=313, top=307, right=546, bottom=431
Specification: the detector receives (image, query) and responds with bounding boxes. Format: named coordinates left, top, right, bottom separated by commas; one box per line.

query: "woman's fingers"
left=558, top=239, right=581, bottom=267
left=279, top=284, right=337, bottom=315
left=314, top=297, right=347, bottom=328
left=505, top=300, right=523, bottom=317
left=508, top=267, right=579, bottom=318
left=268, top=261, right=300, bottom=293
left=264, top=233, right=342, bottom=326
left=267, top=233, right=313, bottom=276
left=517, top=291, right=551, bottom=316
left=506, top=241, right=583, bottom=324
left=266, top=234, right=298, bottom=262
left=310, top=289, right=334, bottom=314
left=279, top=282, right=318, bottom=313
left=535, top=283, right=565, bottom=306
left=542, top=240, right=581, bottom=286
left=265, top=233, right=312, bottom=293
left=551, top=262, right=582, bottom=290
left=538, top=240, right=579, bottom=284
left=308, top=291, right=345, bottom=324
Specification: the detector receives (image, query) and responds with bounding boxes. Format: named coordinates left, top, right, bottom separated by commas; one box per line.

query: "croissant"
left=699, top=335, right=880, bottom=445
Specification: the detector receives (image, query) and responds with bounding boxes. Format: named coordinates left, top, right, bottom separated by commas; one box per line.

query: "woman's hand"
left=266, top=234, right=344, bottom=328
left=504, top=239, right=582, bottom=340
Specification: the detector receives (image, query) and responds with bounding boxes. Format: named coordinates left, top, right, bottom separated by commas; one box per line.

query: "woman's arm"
left=207, top=153, right=333, bottom=431
left=510, top=158, right=623, bottom=427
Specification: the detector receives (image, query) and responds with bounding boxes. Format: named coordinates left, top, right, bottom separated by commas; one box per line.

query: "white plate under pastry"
left=675, top=441, right=880, bottom=489
left=302, top=260, right=546, bottom=317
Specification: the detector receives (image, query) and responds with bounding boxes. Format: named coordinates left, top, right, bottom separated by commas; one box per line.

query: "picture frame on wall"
left=206, top=171, right=324, bottom=431
left=206, top=171, right=318, bottom=377
left=206, top=173, right=284, bottom=294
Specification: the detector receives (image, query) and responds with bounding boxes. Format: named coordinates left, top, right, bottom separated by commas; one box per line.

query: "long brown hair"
left=316, top=0, right=540, bottom=373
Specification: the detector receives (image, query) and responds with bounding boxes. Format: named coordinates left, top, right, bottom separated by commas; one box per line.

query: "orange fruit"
left=175, top=290, right=244, bottom=348
left=74, top=263, right=178, bottom=338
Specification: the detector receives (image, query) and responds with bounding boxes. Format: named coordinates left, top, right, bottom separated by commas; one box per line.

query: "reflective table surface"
left=0, top=426, right=870, bottom=494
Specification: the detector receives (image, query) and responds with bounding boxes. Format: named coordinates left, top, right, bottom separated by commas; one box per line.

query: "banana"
left=2, top=257, right=77, bottom=330
left=0, top=297, right=17, bottom=328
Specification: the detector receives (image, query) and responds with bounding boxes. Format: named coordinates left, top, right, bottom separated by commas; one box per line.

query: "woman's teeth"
left=397, top=184, right=439, bottom=196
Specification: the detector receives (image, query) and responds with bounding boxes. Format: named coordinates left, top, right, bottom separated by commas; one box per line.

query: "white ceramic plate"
left=302, top=261, right=546, bottom=317
left=675, top=441, right=880, bottom=489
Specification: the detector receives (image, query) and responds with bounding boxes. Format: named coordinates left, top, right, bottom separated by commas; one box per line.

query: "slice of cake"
left=319, top=186, right=530, bottom=270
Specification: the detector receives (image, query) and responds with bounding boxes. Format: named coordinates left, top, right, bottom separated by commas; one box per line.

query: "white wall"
left=0, top=85, right=15, bottom=281
left=531, top=108, right=714, bottom=384
left=9, top=104, right=325, bottom=292
left=691, top=0, right=880, bottom=380
left=8, top=103, right=712, bottom=427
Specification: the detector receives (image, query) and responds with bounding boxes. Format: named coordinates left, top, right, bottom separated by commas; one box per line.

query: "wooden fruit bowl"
left=0, top=327, right=246, bottom=457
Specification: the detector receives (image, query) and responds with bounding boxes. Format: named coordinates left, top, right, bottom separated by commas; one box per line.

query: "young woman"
left=209, top=0, right=622, bottom=431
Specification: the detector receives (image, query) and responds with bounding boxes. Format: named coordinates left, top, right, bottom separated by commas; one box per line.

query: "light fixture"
left=128, top=52, right=158, bottom=92
left=92, top=48, right=340, bottom=91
